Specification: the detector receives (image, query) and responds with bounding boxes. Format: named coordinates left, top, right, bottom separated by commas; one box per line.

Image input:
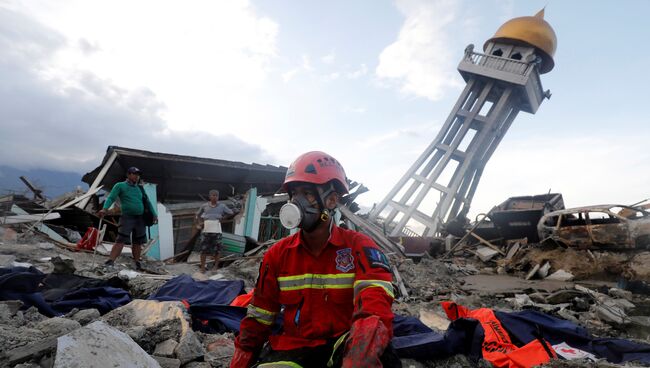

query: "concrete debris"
left=203, top=335, right=235, bottom=367
left=35, top=317, right=81, bottom=337
left=476, top=246, right=499, bottom=262
left=154, top=339, right=179, bottom=358
left=418, top=309, right=450, bottom=331
left=546, top=269, right=575, bottom=281
left=54, top=321, right=160, bottom=368
left=525, top=263, right=541, bottom=280
left=69, top=308, right=100, bottom=325
left=174, top=330, right=205, bottom=364
left=152, top=356, right=181, bottom=368
left=537, top=261, right=552, bottom=278
left=2, top=190, right=650, bottom=368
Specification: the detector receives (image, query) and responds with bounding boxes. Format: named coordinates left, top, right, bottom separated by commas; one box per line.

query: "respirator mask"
left=279, top=194, right=322, bottom=232
left=279, top=184, right=336, bottom=232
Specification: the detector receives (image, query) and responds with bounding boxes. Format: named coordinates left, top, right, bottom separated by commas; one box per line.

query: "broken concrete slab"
left=460, top=274, right=613, bottom=295
left=0, top=300, right=23, bottom=321
left=608, top=288, right=633, bottom=301
left=154, top=339, right=178, bottom=358
left=537, top=261, right=551, bottom=278
left=545, top=289, right=587, bottom=304
left=546, top=269, right=575, bottom=282
left=525, top=264, right=541, bottom=280
left=54, top=321, right=160, bottom=368
left=174, top=330, right=205, bottom=364
left=69, top=308, right=100, bottom=325
left=594, top=305, right=628, bottom=326
left=505, top=242, right=521, bottom=260
left=183, top=362, right=211, bottom=368
left=36, top=317, right=81, bottom=337
left=102, top=299, right=191, bottom=337
left=203, top=336, right=235, bottom=367
left=4, top=337, right=56, bottom=367
left=152, top=356, right=181, bottom=368
left=0, top=254, right=17, bottom=266
left=476, top=246, right=499, bottom=262
left=418, top=309, right=450, bottom=331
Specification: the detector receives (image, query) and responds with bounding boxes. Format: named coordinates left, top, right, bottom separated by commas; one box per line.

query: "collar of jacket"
left=285, top=222, right=345, bottom=248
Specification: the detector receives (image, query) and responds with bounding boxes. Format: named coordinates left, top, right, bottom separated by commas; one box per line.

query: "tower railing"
left=463, top=50, right=533, bottom=76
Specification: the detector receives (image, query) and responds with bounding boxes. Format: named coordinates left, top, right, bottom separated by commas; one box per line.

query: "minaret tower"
left=369, top=10, right=557, bottom=237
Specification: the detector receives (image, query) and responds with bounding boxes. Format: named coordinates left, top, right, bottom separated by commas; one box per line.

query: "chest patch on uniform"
left=335, top=248, right=355, bottom=272
left=363, top=247, right=391, bottom=272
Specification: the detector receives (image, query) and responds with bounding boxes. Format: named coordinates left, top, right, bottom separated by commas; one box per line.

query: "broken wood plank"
left=0, top=213, right=61, bottom=225
left=444, top=214, right=490, bottom=257
left=391, top=264, right=409, bottom=299
left=19, top=176, right=45, bottom=202
left=468, top=232, right=505, bottom=255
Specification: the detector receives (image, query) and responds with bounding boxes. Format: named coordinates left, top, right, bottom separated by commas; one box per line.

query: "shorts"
left=200, top=233, right=223, bottom=255
left=116, top=214, right=147, bottom=245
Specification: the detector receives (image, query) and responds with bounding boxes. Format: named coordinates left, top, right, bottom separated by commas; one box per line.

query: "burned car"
left=537, top=205, right=650, bottom=249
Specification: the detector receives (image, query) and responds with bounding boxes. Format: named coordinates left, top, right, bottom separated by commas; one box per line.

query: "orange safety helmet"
left=282, top=151, right=349, bottom=194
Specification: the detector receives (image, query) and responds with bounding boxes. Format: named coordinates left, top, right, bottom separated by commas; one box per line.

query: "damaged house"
left=78, top=146, right=289, bottom=260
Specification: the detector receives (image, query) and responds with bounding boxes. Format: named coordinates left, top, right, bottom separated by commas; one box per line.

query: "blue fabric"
left=0, top=267, right=60, bottom=316
left=391, top=314, right=483, bottom=361
left=495, top=310, right=650, bottom=364
left=149, top=274, right=245, bottom=305
left=0, top=267, right=131, bottom=317
left=189, top=304, right=248, bottom=334
left=50, top=287, right=131, bottom=315
left=392, top=314, right=433, bottom=336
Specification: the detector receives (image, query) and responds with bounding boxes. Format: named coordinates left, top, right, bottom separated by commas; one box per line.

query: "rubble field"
left=2, top=226, right=650, bottom=367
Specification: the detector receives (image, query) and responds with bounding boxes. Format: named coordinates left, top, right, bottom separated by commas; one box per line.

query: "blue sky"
left=0, top=0, right=648, bottom=218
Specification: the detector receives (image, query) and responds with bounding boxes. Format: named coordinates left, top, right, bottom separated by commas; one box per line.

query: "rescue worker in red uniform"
left=230, top=151, right=398, bottom=368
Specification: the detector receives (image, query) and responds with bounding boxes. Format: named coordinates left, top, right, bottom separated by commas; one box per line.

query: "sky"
left=0, top=0, right=649, bottom=220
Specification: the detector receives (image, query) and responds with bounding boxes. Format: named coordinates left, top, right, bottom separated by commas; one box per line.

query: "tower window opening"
left=492, top=49, right=503, bottom=57
left=511, top=52, right=522, bottom=60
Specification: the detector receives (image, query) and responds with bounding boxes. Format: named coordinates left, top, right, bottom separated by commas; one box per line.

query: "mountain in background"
left=0, top=165, right=87, bottom=199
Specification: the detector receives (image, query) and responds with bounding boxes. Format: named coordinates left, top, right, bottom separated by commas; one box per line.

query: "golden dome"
left=484, top=9, right=557, bottom=73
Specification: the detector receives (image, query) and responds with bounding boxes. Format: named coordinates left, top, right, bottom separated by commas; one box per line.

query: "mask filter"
left=279, top=202, right=302, bottom=229
left=279, top=194, right=321, bottom=232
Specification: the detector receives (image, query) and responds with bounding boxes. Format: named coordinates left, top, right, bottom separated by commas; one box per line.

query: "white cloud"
left=10, top=0, right=279, bottom=134
left=376, top=0, right=464, bottom=100
left=0, top=4, right=274, bottom=172
left=343, top=106, right=367, bottom=114
left=346, top=64, right=368, bottom=79
left=321, top=51, right=336, bottom=64
left=301, top=54, right=313, bottom=71
left=471, top=134, right=650, bottom=218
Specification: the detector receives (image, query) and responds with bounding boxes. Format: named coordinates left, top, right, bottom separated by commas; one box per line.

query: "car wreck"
left=538, top=204, right=650, bottom=249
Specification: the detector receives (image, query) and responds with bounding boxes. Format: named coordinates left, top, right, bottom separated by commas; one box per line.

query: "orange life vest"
left=442, top=301, right=556, bottom=368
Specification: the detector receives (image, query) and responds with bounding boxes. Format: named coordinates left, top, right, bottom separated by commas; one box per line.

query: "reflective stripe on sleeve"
left=277, top=273, right=355, bottom=291
left=353, top=279, right=395, bottom=299
left=257, top=362, right=303, bottom=368
left=246, top=304, right=276, bottom=326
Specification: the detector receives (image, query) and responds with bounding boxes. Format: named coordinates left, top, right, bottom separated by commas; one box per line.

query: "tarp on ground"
left=148, top=274, right=245, bottom=305
left=496, top=309, right=650, bottom=365
left=0, top=267, right=131, bottom=317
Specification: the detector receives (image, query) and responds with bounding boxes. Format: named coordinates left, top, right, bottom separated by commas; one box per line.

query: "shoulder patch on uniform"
left=363, top=247, right=391, bottom=272
left=335, top=248, right=355, bottom=272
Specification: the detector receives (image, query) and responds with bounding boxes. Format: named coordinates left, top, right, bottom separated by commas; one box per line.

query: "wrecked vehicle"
left=538, top=205, right=650, bottom=249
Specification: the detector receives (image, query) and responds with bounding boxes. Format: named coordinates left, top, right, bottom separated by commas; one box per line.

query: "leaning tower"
left=369, top=9, right=557, bottom=237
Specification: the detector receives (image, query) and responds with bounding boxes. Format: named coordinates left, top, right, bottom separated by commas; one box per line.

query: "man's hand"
left=153, top=216, right=158, bottom=224
left=98, top=209, right=106, bottom=217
